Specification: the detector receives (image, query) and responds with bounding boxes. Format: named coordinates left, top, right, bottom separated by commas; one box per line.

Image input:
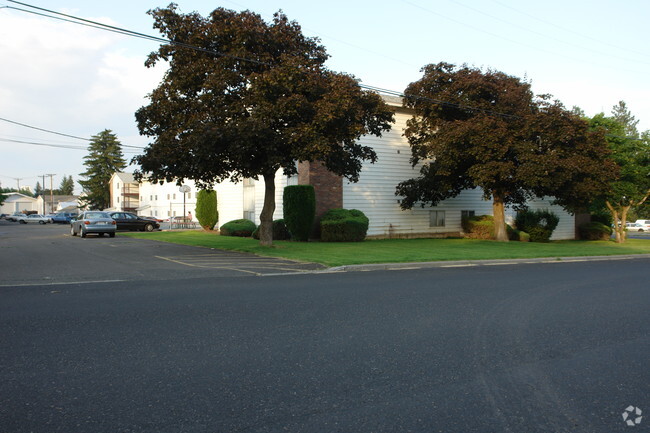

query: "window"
left=187, top=192, right=192, bottom=199
left=117, top=197, right=120, bottom=203
left=155, top=195, right=158, bottom=200
left=173, top=193, right=176, bottom=200
left=117, top=182, right=120, bottom=189
left=429, top=210, right=445, bottom=227
left=243, top=177, right=255, bottom=187
left=167, top=194, right=170, bottom=200
left=461, top=210, right=475, bottom=220
left=155, top=210, right=158, bottom=216
left=140, top=196, right=143, bottom=201
left=150, top=195, right=153, bottom=201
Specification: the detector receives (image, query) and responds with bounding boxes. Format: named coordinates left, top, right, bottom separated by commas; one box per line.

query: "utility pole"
left=46, top=174, right=56, bottom=214
left=13, top=177, right=23, bottom=191
left=41, top=174, right=46, bottom=214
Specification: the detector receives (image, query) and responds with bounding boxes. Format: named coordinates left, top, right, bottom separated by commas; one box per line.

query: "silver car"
left=70, top=211, right=117, bottom=238
left=17, top=214, right=52, bottom=224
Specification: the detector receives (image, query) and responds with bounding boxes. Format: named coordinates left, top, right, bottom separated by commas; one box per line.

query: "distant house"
left=0, top=192, right=38, bottom=215
left=35, top=195, right=81, bottom=214
left=106, top=172, right=139, bottom=213
left=116, top=96, right=577, bottom=239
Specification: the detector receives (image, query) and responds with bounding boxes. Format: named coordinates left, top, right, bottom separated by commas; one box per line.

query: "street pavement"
left=0, top=220, right=649, bottom=432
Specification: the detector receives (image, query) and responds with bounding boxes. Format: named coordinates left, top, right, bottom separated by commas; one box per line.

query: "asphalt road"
left=0, top=221, right=649, bottom=432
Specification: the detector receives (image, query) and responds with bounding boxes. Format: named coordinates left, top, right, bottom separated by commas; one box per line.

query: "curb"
left=325, top=254, right=650, bottom=273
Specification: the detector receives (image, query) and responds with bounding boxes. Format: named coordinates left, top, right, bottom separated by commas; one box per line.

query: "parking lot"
left=0, top=220, right=324, bottom=286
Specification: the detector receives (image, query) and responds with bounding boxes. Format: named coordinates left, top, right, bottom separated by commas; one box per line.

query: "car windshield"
left=85, top=212, right=110, bottom=219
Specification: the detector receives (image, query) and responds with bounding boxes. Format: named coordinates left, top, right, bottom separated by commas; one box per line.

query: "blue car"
left=51, top=212, right=78, bottom=224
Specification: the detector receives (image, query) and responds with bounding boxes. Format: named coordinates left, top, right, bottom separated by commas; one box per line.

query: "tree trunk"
left=259, top=172, right=276, bottom=247
left=606, top=201, right=624, bottom=243
left=492, top=192, right=509, bottom=242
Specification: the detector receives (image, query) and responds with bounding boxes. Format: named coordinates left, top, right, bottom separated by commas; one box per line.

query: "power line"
left=0, top=117, right=146, bottom=149
left=4, top=1, right=526, bottom=121
left=0, top=116, right=90, bottom=141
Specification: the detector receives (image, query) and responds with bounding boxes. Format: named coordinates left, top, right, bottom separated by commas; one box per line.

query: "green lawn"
left=120, top=230, right=650, bottom=267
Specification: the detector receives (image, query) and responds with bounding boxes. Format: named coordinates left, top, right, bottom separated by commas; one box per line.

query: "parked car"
left=634, top=219, right=650, bottom=231
left=109, top=212, right=159, bottom=232
left=0, top=213, right=7, bottom=219
left=70, top=211, right=116, bottom=238
left=6, top=212, right=24, bottom=222
left=17, top=214, right=52, bottom=224
left=51, top=212, right=78, bottom=224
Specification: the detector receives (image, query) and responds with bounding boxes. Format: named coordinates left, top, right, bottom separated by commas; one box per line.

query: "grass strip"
left=120, top=230, right=650, bottom=267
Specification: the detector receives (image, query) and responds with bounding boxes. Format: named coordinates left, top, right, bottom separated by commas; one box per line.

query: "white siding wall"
left=343, top=107, right=576, bottom=240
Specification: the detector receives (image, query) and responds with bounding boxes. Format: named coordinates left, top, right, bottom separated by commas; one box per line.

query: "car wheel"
left=39, top=220, right=45, bottom=224
left=109, top=232, right=115, bottom=238
left=20, top=220, right=26, bottom=224
left=70, top=226, right=76, bottom=236
left=98, top=233, right=104, bottom=237
left=144, top=223, right=154, bottom=232
left=81, top=228, right=87, bottom=238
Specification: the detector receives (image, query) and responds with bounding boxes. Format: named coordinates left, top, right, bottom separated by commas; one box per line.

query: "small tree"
left=195, top=189, right=218, bottom=231
left=79, top=130, right=126, bottom=210
left=587, top=114, right=650, bottom=243
left=283, top=185, right=315, bottom=241
left=59, top=175, right=75, bottom=195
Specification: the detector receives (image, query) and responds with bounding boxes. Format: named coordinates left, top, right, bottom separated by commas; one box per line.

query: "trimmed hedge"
left=514, top=209, right=560, bottom=242
left=252, top=219, right=291, bottom=241
left=462, top=215, right=524, bottom=241
left=320, top=208, right=369, bottom=242
left=196, top=189, right=218, bottom=230
left=283, top=185, right=316, bottom=241
left=579, top=222, right=612, bottom=240
left=220, top=219, right=256, bottom=237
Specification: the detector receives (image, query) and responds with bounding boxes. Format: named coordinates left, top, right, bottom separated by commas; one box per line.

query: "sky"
left=1, top=0, right=649, bottom=194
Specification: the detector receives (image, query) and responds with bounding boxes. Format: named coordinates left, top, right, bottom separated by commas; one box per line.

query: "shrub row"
left=578, top=222, right=612, bottom=240
left=252, top=219, right=291, bottom=240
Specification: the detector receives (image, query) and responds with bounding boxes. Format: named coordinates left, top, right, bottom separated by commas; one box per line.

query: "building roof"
left=4, top=192, right=37, bottom=202
left=113, top=172, right=136, bottom=184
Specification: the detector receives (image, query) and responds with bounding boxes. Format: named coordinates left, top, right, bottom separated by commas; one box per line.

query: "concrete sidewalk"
left=327, top=254, right=650, bottom=272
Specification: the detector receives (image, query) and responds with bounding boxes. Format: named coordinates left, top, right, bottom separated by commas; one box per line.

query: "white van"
left=634, top=219, right=650, bottom=231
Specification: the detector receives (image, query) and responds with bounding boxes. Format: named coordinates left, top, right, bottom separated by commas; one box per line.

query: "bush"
left=462, top=214, right=521, bottom=241
left=579, top=222, right=612, bottom=240
left=220, top=219, right=256, bottom=237
left=591, top=211, right=612, bottom=227
left=252, top=219, right=291, bottom=240
left=461, top=215, right=495, bottom=239
left=283, top=185, right=316, bottom=241
left=320, top=208, right=369, bottom=242
left=514, top=209, right=560, bottom=242
left=196, top=189, right=218, bottom=230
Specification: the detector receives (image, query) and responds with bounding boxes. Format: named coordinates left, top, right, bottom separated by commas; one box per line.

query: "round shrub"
left=283, top=185, right=316, bottom=241
left=579, top=222, right=612, bottom=240
left=320, top=208, right=369, bottom=242
left=196, top=189, right=218, bottom=230
left=220, top=219, right=256, bottom=237
left=252, top=219, right=291, bottom=240
left=514, top=209, right=559, bottom=242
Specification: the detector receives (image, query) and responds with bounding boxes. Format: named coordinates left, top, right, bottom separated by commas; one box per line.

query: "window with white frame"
left=429, top=210, right=445, bottom=227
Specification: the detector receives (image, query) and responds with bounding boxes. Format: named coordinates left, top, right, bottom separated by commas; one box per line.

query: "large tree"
left=396, top=62, right=613, bottom=241
left=587, top=114, right=650, bottom=243
left=79, top=130, right=126, bottom=210
left=134, top=5, right=394, bottom=246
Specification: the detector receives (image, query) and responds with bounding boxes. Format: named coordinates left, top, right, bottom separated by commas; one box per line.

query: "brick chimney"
left=297, top=161, right=343, bottom=237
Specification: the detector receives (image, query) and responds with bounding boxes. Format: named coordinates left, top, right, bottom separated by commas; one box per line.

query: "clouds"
left=0, top=8, right=163, bottom=190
